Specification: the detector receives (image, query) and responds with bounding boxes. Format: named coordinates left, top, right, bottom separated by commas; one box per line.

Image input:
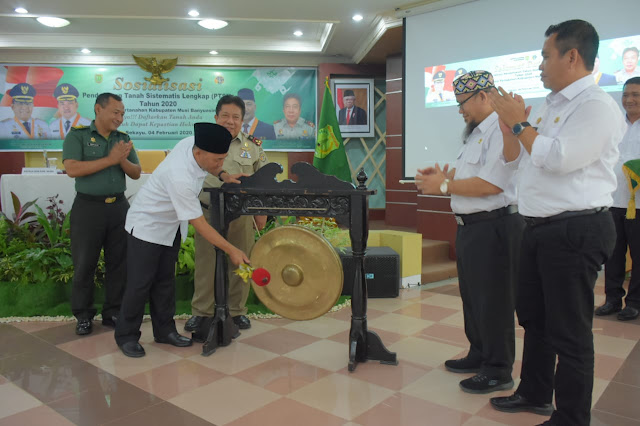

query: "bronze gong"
left=250, top=225, right=344, bottom=320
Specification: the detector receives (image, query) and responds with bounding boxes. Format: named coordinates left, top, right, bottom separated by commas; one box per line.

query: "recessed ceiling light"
left=209, top=50, right=218, bottom=55
left=198, top=19, right=228, bottom=30
left=36, top=17, right=70, bottom=28
left=15, top=7, right=28, bottom=14
left=293, top=30, right=303, bottom=37
left=81, top=48, right=91, bottom=54
left=188, top=10, right=199, bottom=17
left=352, top=14, right=364, bottom=22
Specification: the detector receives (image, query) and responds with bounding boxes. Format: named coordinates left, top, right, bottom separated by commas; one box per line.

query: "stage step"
left=421, top=239, right=458, bottom=284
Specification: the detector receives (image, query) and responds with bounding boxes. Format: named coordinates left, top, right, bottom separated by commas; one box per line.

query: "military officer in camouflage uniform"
left=274, top=93, right=315, bottom=139
left=185, top=95, right=268, bottom=333
left=0, top=83, right=51, bottom=139
left=50, top=83, right=91, bottom=140
left=63, top=92, right=141, bottom=336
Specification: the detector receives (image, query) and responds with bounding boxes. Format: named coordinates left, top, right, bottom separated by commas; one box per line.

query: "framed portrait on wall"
left=331, top=78, right=374, bottom=138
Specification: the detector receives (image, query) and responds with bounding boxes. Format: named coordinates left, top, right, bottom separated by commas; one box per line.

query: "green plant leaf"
left=10, top=192, right=21, bottom=220
left=35, top=205, right=58, bottom=246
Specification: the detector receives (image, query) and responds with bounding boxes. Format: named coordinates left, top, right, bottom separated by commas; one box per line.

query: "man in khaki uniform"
left=186, top=95, right=268, bottom=332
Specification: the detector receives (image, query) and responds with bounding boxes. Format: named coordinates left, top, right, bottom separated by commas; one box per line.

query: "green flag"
left=623, top=159, right=640, bottom=219
left=313, top=79, right=352, bottom=183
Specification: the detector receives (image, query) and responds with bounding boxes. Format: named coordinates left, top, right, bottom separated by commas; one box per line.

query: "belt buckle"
left=524, top=217, right=540, bottom=227
left=455, top=216, right=465, bottom=226
left=105, top=197, right=116, bottom=204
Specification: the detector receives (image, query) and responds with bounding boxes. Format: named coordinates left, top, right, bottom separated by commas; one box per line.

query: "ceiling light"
left=188, top=10, right=199, bottom=17
left=293, top=30, right=303, bottom=37
left=36, top=17, right=70, bottom=28
left=15, top=7, right=28, bottom=14
left=198, top=19, right=228, bottom=30
left=352, top=14, right=364, bottom=22
left=209, top=50, right=218, bottom=55
left=81, top=48, right=91, bottom=54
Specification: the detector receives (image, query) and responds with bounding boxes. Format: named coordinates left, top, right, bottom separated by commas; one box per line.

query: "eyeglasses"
left=456, top=91, right=480, bottom=109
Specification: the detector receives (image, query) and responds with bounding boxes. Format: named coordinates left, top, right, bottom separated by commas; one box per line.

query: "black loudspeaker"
left=338, top=246, right=400, bottom=298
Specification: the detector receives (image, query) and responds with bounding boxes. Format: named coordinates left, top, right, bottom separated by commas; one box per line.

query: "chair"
left=136, top=150, right=168, bottom=173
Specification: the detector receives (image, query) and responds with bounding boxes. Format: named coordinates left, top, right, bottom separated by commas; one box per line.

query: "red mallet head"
left=252, top=268, right=271, bottom=286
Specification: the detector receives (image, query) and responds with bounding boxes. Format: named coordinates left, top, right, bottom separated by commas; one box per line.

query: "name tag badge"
left=87, top=142, right=100, bottom=147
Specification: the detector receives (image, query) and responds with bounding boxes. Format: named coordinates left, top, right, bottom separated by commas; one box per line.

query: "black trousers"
left=604, top=207, right=640, bottom=308
left=70, top=196, right=129, bottom=320
left=455, top=212, right=524, bottom=379
left=516, top=211, right=615, bottom=426
left=114, top=231, right=181, bottom=346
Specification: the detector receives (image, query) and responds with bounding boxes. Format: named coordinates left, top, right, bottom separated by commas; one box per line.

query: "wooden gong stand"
left=197, top=162, right=397, bottom=372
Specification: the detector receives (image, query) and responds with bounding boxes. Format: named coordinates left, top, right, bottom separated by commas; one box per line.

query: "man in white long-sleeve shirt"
left=596, top=77, right=640, bottom=322
left=488, top=20, right=627, bottom=426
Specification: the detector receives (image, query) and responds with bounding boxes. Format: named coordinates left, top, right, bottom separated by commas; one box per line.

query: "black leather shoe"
left=618, top=306, right=639, bottom=321
left=233, top=315, right=251, bottom=330
left=155, top=331, right=193, bottom=347
left=595, top=301, right=622, bottom=316
left=101, top=315, right=117, bottom=328
left=119, top=341, right=145, bottom=358
left=184, top=315, right=204, bottom=332
left=444, top=356, right=482, bottom=373
left=75, top=319, right=92, bottom=336
left=490, top=393, right=554, bottom=415
left=459, top=374, right=514, bottom=394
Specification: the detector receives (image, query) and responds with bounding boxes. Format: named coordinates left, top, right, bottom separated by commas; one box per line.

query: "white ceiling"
left=0, top=0, right=467, bottom=66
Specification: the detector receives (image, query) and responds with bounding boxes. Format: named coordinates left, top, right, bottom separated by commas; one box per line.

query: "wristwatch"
left=440, top=178, right=450, bottom=195
left=512, top=121, right=531, bottom=136
left=217, top=170, right=227, bottom=182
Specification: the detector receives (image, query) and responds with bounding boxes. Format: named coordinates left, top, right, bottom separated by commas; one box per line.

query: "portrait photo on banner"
left=331, top=78, right=374, bottom=138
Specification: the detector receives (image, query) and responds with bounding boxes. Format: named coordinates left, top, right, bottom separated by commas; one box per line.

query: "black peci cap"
left=194, top=122, right=232, bottom=154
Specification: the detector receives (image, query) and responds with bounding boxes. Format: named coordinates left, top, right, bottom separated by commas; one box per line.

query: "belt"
left=455, top=205, right=518, bottom=226
left=76, top=192, right=125, bottom=204
left=523, top=207, right=608, bottom=227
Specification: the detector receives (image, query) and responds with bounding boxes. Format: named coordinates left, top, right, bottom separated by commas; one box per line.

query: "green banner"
left=0, top=64, right=317, bottom=151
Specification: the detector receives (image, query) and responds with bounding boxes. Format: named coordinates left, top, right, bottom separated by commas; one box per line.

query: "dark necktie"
left=23, top=121, right=31, bottom=134
left=243, top=123, right=249, bottom=133
left=65, top=120, right=71, bottom=132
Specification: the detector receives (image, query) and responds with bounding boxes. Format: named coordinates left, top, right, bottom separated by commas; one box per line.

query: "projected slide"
left=424, top=34, right=640, bottom=108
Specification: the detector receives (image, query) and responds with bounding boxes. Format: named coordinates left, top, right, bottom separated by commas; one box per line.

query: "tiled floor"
left=0, top=275, right=638, bottom=426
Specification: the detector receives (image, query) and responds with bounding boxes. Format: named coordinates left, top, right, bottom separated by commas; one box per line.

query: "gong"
left=250, top=225, right=344, bottom=320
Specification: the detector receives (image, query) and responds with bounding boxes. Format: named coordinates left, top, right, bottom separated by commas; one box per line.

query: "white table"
left=0, top=173, right=149, bottom=219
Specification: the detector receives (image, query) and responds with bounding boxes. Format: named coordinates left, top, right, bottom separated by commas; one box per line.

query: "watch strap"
left=512, top=121, right=531, bottom=136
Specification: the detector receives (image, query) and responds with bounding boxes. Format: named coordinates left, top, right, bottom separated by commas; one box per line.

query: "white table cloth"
left=0, top=173, right=150, bottom=219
